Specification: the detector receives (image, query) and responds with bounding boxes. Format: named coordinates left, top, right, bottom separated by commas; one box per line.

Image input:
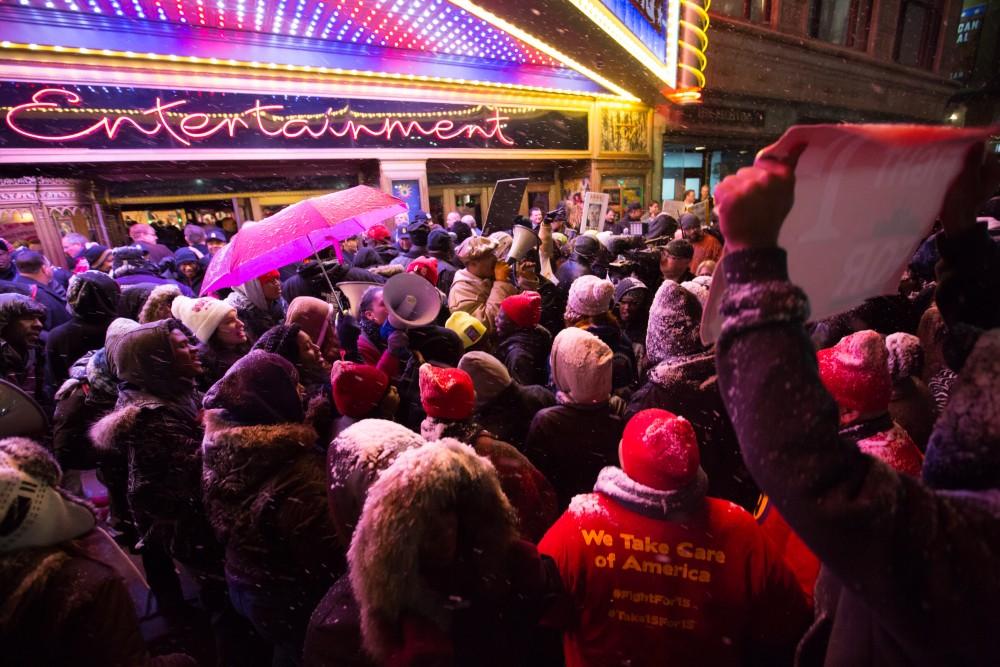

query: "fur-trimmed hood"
left=201, top=410, right=317, bottom=543
left=348, top=439, right=517, bottom=661
left=137, top=283, right=181, bottom=324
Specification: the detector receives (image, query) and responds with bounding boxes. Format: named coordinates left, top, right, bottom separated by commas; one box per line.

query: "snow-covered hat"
left=327, top=419, right=425, bottom=547
left=565, top=275, right=614, bottom=322
left=885, top=332, right=923, bottom=382
left=620, top=409, right=700, bottom=491
left=419, top=364, right=476, bottom=421
left=818, top=330, right=892, bottom=415
left=645, top=280, right=703, bottom=366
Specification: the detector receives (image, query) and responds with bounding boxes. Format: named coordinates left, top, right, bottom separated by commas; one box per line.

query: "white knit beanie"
left=170, top=296, right=235, bottom=344
left=565, top=274, right=614, bottom=321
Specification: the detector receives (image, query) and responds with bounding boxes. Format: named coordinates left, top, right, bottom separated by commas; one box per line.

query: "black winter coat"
left=715, top=228, right=1000, bottom=666
left=525, top=402, right=624, bottom=510
left=626, top=352, right=758, bottom=511
left=584, top=322, right=637, bottom=391
left=474, top=382, right=556, bottom=451
left=44, top=317, right=107, bottom=396
left=90, top=386, right=219, bottom=572
left=495, top=325, right=552, bottom=387
left=201, top=414, right=345, bottom=643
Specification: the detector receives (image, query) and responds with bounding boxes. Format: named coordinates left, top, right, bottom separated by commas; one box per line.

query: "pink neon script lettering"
left=4, top=88, right=516, bottom=146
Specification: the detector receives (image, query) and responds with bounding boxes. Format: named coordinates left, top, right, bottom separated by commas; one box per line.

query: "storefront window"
left=809, top=0, right=873, bottom=49
left=600, top=176, right=644, bottom=214
left=662, top=146, right=704, bottom=202
left=894, top=0, right=943, bottom=68
left=708, top=149, right=755, bottom=192
left=712, top=0, right=772, bottom=23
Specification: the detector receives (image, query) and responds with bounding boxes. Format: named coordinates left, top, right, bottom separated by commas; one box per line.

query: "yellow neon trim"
left=678, top=39, right=707, bottom=71
left=678, top=20, right=709, bottom=51
left=0, top=41, right=632, bottom=102
left=446, top=0, right=641, bottom=102
left=678, top=62, right=706, bottom=88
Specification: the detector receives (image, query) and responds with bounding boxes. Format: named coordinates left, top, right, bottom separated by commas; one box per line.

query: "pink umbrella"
left=201, top=185, right=406, bottom=295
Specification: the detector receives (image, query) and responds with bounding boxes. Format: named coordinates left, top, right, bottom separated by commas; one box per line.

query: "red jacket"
left=538, top=467, right=810, bottom=667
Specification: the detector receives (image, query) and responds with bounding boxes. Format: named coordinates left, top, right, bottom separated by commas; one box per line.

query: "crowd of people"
left=1, top=145, right=999, bottom=666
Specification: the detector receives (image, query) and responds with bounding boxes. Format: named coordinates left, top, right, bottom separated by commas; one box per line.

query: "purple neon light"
left=2, top=0, right=559, bottom=65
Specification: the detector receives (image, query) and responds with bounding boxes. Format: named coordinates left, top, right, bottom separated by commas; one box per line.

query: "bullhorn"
left=336, top=281, right=381, bottom=318
left=383, top=272, right=441, bottom=329
left=508, top=224, right=539, bottom=262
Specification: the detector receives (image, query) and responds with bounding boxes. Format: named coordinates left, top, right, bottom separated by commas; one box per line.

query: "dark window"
left=712, top=0, right=772, bottom=23
left=809, top=0, right=873, bottom=49
left=894, top=0, right=943, bottom=68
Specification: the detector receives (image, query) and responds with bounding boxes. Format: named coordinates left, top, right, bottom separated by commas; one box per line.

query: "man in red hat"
left=539, top=408, right=809, bottom=667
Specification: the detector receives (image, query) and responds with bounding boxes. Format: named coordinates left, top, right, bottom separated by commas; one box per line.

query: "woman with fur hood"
left=525, top=327, right=625, bottom=510
left=225, top=270, right=286, bottom=344
left=348, top=440, right=562, bottom=666
left=626, top=280, right=758, bottom=511
left=89, top=319, right=219, bottom=612
left=304, top=420, right=427, bottom=667
left=202, top=350, right=344, bottom=665
left=0, top=437, right=195, bottom=666
left=418, top=363, right=558, bottom=542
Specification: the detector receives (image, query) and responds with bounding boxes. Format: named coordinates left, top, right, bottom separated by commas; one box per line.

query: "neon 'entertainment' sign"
left=4, top=88, right=517, bottom=147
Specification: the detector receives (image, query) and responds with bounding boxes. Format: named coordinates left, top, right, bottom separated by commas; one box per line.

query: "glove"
left=516, top=260, right=539, bottom=290
left=494, top=261, right=512, bottom=284
left=387, top=330, right=410, bottom=357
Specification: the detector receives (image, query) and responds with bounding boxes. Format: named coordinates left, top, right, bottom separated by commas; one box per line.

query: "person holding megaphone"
left=449, top=236, right=539, bottom=336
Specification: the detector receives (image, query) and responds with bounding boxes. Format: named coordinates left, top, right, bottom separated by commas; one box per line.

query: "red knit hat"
left=366, top=224, right=391, bottom=242
left=418, top=363, right=475, bottom=421
left=817, top=330, right=892, bottom=415
left=620, top=409, right=700, bottom=490
left=500, top=291, right=542, bottom=328
left=407, top=256, right=438, bottom=286
left=257, top=270, right=281, bottom=284
left=331, top=361, right=389, bottom=418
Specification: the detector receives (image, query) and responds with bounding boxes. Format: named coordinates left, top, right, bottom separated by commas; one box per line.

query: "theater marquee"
left=0, top=82, right=590, bottom=151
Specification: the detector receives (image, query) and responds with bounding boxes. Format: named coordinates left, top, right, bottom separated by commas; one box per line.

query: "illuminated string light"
left=0, top=41, right=631, bottom=101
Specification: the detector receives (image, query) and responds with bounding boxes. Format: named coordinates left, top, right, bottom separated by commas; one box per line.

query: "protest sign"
left=702, top=123, right=997, bottom=344
left=483, top=178, right=529, bottom=236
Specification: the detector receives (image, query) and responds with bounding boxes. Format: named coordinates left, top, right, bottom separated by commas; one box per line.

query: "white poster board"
left=582, top=192, right=610, bottom=233
left=702, top=123, right=997, bottom=344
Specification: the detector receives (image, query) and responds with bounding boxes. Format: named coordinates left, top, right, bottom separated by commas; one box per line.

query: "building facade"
left=657, top=0, right=966, bottom=201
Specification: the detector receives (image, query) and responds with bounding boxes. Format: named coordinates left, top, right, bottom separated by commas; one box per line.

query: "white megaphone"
left=337, top=281, right=381, bottom=318
left=508, top=224, right=539, bottom=262
left=383, top=272, right=441, bottom=329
